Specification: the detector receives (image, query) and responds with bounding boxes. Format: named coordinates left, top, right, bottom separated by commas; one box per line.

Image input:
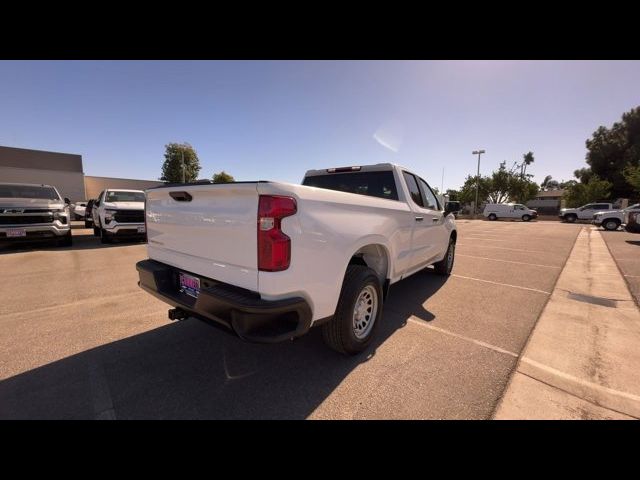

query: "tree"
left=624, top=163, right=640, bottom=196
left=457, top=164, right=539, bottom=206
left=212, top=171, right=235, bottom=184
left=445, top=189, right=459, bottom=201
left=521, top=151, right=535, bottom=178
left=573, top=167, right=593, bottom=184
left=582, top=106, right=640, bottom=198
left=160, top=142, right=201, bottom=183
left=563, top=175, right=612, bottom=207
left=541, top=175, right=561, bottom=191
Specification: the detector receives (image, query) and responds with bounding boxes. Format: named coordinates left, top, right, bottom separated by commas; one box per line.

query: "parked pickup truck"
left=136, top=163, right=460, bottom=354
left=593, top=203, right=640, bottom=231
left=92, top=189, right=147, bottom=243
left=624, top=207, right=640, bottom=233
left=0, top=182, right=72, bottom=246
left=559, top=203, right=614, bottom=223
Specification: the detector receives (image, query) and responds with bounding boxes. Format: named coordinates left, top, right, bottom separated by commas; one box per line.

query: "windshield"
left=625, top=204, right=640, bottom=211
left=105, top=191, right=145, bottom=202
left=0, top=185, right=60, bottom=200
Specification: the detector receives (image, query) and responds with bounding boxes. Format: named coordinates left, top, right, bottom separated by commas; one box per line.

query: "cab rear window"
left=302, top=171, right=398, bottom=200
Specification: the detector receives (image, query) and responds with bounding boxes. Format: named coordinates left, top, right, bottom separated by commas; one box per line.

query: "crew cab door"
left=401, top=171, right=449, bottom=273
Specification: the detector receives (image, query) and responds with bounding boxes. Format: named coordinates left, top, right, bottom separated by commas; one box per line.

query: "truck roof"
left=0, top=182, right=56, bottom=188
left=106, top=188, right=145, bottom=193
left=303, top=163, right=402, bottom=177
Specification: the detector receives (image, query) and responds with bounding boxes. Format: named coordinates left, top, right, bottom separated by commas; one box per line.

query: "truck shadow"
left=0, top=271, right=447, bottom=419
left=0, top=233, right=145, bottom=255
left=626, top=240, right=640, bottom=246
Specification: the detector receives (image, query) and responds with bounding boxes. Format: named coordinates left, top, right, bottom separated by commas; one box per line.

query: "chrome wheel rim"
left=605, top=221, right=617, bottom=230
left=352, top=285, right=378, bottom=340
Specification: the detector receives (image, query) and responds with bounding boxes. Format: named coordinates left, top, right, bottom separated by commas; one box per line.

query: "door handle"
left=432, top=217, right=439, bottom=222
left=415, top=216, right=424, bottom=222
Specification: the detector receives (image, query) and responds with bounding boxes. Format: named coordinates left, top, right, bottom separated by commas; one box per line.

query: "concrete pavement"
left=494, top=227, right=640, bottom=420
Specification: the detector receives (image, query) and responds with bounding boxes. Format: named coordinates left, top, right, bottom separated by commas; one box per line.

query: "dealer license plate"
left=6, top=228, right=26, bottom=238
left=179, top=272, right=200, bottom=298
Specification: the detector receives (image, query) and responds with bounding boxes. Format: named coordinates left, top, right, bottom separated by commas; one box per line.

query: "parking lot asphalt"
left=0, top=220, right=582, bottom=419
left=600, top=228, right=640, bottom=305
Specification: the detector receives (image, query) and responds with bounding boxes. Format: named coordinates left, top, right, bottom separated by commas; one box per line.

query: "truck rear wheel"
left=322, top=265, right=382, bottom=355
left=488, top=213, right=497, bottom=221
left=565, top=214, right=577, bottom=223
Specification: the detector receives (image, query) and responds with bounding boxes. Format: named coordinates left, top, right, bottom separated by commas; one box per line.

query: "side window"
left=594, top=204, right=609, bottom=210
left=417, top=178, right=440, bottom=210
left=582, top=204, right=593, bottom=210
left=402, top=172, right=424, bottom=207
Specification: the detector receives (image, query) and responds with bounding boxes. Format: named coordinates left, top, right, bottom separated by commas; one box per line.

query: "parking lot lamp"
left=472, top=149, right=485, bottom=215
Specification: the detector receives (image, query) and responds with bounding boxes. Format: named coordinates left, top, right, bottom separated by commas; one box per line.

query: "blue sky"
left=1, top=60, right=639, bottom=191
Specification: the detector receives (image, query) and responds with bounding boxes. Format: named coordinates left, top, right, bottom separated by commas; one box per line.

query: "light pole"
left=472, top=149, right=485, bottom=215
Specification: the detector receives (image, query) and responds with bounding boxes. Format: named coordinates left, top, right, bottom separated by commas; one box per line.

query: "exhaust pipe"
left=168, top=308, right=189, bottom=321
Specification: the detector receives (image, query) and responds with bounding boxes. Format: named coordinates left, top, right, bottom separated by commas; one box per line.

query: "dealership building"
left=0, top=145, right=164, bottom=202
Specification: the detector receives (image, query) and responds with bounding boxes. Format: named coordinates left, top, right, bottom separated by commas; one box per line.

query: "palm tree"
left=522, top=151, right=535, bottom=178
left=541, top=175, right=553, bottom=190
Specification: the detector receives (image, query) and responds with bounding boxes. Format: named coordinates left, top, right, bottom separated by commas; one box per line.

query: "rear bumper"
left=136, top=259, right=313, bottom=343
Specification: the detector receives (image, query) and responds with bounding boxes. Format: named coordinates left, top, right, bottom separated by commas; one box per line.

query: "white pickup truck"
left=593, top=203, right=640, bottom=231
left=559, top=203, right=615, bottom=223
left=92, top=189, right=147, bottom=244
left=136, top=163, right=460, bottom=354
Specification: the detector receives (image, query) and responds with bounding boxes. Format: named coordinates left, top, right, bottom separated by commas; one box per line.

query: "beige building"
left=84, top=175, right=164, bottom=199
left=0, top=145, right=164, bottom=202
left=0, top=145, right=86, bottom=201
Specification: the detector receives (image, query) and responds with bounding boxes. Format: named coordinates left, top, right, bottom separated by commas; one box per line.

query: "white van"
left=483, top=203, right=538, bottom=221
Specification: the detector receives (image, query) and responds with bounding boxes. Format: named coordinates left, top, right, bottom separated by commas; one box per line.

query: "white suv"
left=92, top=189, right=146, bottom=244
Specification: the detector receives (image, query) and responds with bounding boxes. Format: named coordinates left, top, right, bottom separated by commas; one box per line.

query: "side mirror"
left=64, top=197, right=71, bottom=205
left=444, top=201, right=461, bottom=215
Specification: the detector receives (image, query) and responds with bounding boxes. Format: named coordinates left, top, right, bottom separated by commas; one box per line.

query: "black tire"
left=57, top=231, right=73, bottom=247
left=565, top=214, right=577, bottom=223
left=85, top=220, right=92, bottom=228
left=434, top=237, right=456, bottom=276
left=322, top=265, right=383, bottom=355
left=488, top=213, right=497, bottom=221
left=100, top=228, right=111, bottom=244
left=522, top=214, right=531, bottom=222
left=602, top=219, right=620, bottom=231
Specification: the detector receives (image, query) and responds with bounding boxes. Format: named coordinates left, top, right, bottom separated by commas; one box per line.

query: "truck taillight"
left=258, top=195, right=297, bottom=272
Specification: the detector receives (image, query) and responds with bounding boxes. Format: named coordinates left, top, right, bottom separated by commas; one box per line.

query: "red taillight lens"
left=258, top=195, right=297, bottom=271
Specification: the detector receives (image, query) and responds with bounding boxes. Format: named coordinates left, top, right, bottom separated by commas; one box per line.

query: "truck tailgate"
left=145, top=183, right=259, bottom=292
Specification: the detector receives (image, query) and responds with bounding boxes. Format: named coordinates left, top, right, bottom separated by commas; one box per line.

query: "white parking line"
left=465, top=237, right=510, bottom=242
left=456, top=243, right=561, bottom=255
left=451, top=274, right=552, bottom=295
left=407, top=317, right=518, bottom=358
left=456, top=253, right=561, bottom=269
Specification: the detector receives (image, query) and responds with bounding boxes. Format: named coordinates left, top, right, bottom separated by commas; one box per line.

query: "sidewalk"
left=494, top=227, right=640, bottom=419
